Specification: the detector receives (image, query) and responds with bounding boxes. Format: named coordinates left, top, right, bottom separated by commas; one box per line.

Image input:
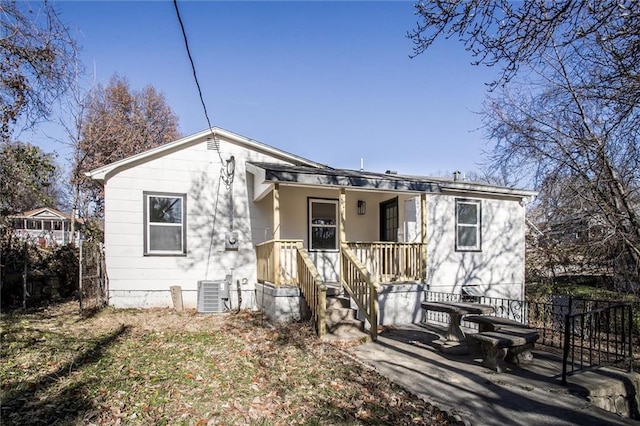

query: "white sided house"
left=10, top=207, right=81, bottom=247
left=87, top=128, right=536, bottom=336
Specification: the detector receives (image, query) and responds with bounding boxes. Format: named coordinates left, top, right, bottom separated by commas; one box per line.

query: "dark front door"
left=380, top=197, right=398, bottom=242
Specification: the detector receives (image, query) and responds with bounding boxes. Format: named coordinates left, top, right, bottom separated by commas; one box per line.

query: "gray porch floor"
left=348, top=322, right=639, bottom=425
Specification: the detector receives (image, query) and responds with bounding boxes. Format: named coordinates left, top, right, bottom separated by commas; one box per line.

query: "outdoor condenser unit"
left=197, top=280, right=229, bottom=313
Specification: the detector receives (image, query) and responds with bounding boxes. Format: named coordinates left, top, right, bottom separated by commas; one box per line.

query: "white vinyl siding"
left=102, top=135, right=298, bottom=308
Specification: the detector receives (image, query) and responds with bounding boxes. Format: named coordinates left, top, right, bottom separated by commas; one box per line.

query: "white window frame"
left=144, top=192, right=187, bottom=256
left=455, top=198, right=481, bottom=252
left=308, top=198, right=339, bottom=251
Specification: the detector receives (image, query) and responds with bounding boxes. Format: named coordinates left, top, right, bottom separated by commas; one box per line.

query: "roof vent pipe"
left=453, top=171, right=461, bottom=181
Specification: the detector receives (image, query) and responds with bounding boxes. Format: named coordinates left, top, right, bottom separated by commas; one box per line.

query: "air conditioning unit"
left=197, top=280, right=229, bottom=313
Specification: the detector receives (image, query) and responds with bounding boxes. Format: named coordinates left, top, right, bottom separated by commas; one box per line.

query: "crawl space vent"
left=197, top=280, right=228, bottom=313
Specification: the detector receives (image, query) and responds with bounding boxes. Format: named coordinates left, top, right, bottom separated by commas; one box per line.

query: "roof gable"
left=86, top=127, right=325, bottom=182
left=10, top=207, right=71, bottom=220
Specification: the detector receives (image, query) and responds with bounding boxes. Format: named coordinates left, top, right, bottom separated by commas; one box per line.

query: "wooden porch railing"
left=256, top=239, right=301, bottom=286
left=340, top=243, right=379, bottom=341
left=346, top=242, right=425, bottom=282
left=257, top=240, right=425, bottom=341
left=256, top=239, right=327, bottom=339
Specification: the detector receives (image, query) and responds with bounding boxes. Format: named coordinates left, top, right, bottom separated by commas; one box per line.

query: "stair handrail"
left=340, top=243, right=380, bottom=341
left=295, top=242, right=327, bottom=339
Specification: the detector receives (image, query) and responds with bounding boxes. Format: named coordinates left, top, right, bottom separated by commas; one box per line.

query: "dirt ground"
left=1, top=301, right=452, bottom=425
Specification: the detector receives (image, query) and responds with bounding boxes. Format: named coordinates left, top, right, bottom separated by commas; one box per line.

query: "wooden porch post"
left=272, top=183, right=280, bottom=240
left=273, top=184, right=280, bottom=286
left=339, top=188, right=346, bottom=286
left=339, top=188, right=346, bottom=244
left=421, top=193, right=427, bottom=282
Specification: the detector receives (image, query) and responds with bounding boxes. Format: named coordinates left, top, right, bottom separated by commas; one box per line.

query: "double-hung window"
left=455, top=199, right=481, bottom=251
left=144, top=192, right=186, bottom=255
left=309, top=198, right=338, bottom=251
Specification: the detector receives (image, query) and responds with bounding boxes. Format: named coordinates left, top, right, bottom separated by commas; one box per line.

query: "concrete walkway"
left=348, top=323, right=639, bottom=425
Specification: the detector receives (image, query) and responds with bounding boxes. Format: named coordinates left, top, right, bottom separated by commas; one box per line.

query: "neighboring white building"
left=10, top=207, right=81, bottom=247
left=87, top=127, right=536, bottom=323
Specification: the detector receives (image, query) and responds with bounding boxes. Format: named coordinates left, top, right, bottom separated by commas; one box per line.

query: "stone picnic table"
left=421, top=301, right=495, bottom=354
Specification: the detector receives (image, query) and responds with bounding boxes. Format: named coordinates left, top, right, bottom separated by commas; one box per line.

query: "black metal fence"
left=561, top=303, right=634, bottom=384
left=423, top=291, right=638, bottom=380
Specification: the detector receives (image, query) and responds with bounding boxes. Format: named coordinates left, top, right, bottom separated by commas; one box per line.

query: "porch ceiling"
left=246, top=162, right=440, bottom=193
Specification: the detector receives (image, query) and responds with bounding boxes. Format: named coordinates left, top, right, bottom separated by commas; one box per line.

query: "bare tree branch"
left=0, top=0, right=77, bottom=139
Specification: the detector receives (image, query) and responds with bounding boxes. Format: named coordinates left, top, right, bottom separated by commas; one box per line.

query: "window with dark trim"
left=308, top=198, right=338, bottom=251
left=144, top=192, right=186, bottom=255
left=27, top=220, right=42, bottom=230
left=455, top=199, right=481, bottom=251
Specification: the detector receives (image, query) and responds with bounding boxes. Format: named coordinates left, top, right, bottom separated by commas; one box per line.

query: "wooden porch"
left=256, top=239, right=426, bottom=340
left=254, top=179, right=429, bottom=340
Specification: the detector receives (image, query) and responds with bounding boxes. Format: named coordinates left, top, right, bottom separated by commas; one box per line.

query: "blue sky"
left=29, top=1, right=500, bottom=177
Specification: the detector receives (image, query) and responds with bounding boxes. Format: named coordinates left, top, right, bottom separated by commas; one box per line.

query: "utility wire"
left=173, top=0, right=214, bottom=134
left=173, top=0, right=234, bottom=188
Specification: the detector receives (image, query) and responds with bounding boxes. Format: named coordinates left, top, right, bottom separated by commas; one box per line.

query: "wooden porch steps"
left=324, top=281, right=342, bottom=297
left=324, top=290, right=369, bottom=341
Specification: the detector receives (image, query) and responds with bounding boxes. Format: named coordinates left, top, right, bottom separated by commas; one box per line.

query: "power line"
left=173, top=0, right=214, bottom=133
left=173, top=0, right=234, bottom=189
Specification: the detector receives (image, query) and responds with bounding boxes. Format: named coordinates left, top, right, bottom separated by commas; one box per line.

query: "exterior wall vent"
left=197, top=280, right=229, bottom=313
left=206, top=137, right=220, bottom=151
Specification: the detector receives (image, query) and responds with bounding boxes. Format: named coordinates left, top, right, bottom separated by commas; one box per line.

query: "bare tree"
left=76, top=75, right=181, bottom=216
left=409, top=1, right=640, bottom=88
left=409, top=1, right=640, bottom=284
left=51, top=57, right=88, bottom=243
left=0, top=0, right=77, bottom=139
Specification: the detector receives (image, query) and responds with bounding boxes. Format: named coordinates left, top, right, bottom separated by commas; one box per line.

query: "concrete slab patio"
left=348, top=323, right=639, bottom=425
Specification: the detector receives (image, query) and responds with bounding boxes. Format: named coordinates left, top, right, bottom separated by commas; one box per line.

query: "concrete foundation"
left=256, top=281, right=426, bottom=326
left=376, top=282, right=426, bottom=325
left=255, top=282, right=311, bottom=323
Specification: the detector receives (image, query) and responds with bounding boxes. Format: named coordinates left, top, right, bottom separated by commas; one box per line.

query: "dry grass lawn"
left=1, top=302, right=451, bottom=425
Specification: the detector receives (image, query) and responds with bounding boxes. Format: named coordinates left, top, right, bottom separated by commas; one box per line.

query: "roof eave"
left=260, top=168, right=439, bottom=193
left=440, top=182, right=538, bottom=199
left=85, top=127, right=325, bottom=181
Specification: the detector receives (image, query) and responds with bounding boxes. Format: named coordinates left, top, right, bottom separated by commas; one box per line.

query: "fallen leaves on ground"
left=1, top=301, right=452, bottom=425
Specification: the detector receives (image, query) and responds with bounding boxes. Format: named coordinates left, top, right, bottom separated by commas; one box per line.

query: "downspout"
left=521, top=196, right=536, bottom=300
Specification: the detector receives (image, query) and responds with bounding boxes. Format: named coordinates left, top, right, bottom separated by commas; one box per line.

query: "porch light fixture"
left=357, top=200, right=366, bottom=215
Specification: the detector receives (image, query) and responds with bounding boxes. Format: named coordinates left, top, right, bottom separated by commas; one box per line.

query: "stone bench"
left=469, top=328, right=540, bottom=373
left=464, top=315, right=529, bottom=332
